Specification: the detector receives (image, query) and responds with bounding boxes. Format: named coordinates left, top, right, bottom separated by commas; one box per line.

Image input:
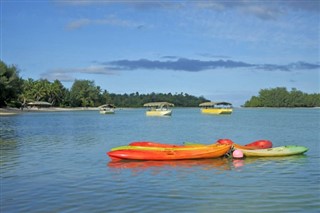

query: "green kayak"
left=238, top=145, right=308, bottom=157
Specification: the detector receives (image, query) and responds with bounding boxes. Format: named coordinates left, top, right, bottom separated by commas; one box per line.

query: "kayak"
left=216, top=139, right=273, bottom=149
left=111, top=143, right=229, bottom=151
left=245, top=140, right=273, bottom=149
left=184, top=140, right=272, bottom=150
left=130, top=139, right=272, bottom=150
left=107, top=144, right=231, bottom=161
left=238, top=145, right=308, bottom=157
left=129, top=141, right=187, bottom=148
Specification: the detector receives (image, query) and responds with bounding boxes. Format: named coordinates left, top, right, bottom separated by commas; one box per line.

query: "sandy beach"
left=0, top=107, right=99, bottom=116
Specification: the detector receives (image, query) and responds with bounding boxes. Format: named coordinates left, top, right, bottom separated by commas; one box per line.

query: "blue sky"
left=1, top=0, right=319, bottom=106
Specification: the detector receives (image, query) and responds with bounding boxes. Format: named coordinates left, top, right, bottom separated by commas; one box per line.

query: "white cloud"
left=41, top=65, right=116, bottom=82
left=242, top=5, right=281, bottom=20
left=66, top=18, right=91, bottom=30
left=66, top=15, right=145, bottom=30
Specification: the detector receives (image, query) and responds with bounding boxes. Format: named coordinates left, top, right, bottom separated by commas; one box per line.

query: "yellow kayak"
left=111, top=143, right=226, bottom=151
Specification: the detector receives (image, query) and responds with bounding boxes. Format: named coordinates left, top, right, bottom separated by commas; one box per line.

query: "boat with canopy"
left=99, top=104, right=116, bottom=114
left=199, top=102, right=233, bottom=115
left=143, top=102, right=174, bottom=116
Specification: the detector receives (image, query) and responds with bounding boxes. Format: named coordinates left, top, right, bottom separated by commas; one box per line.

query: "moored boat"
left=107, top=144, right=231, bottom=161
left=199, top=102, right=233, bottom=115
left=143, top=102, right=174, bottom=116
left=99, top=104, right=116, bottom=114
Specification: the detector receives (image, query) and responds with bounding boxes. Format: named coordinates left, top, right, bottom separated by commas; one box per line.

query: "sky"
left=1, top=0, right=319, bottom=106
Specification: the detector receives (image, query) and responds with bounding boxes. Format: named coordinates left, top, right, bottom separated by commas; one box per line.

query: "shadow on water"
left=0, top=138, right=20, bottom=172
left=240, top=154, right=308, bottom=165
left=107, top=154, right=309, bottom=173
left=0, top=117, right=20, bottom=171
left=107, top=157, right=232, bottom=171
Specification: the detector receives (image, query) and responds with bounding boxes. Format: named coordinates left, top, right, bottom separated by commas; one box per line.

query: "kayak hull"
left=107, top=144, right=231, bottom=161
left=239, top=145, right=308, bottom=157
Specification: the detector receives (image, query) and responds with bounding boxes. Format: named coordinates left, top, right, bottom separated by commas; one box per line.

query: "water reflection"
left=0, top=116, right=19, bottom=140
left=0, top=117, right=20, bottom=171
left=0, top=138, right=19, bottom=172
left=108, top=157, right=231, bottom=171
left=108, top=154, right=309, bottom=173
left=1, top=109, right=318, bottom=212
left=232, top=159, right=244, bottom=168
left=241, top=155, right=308, bottom=164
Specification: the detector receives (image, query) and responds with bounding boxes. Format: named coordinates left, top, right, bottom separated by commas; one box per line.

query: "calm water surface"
left=1, top=108, right=320, bottom=212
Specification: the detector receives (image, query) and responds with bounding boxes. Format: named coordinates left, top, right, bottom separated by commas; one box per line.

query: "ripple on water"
left=1, top=109, right=320, bottom=212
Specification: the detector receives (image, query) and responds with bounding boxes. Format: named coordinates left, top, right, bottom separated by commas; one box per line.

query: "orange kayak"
left=107, top=144, right=231, bottom=161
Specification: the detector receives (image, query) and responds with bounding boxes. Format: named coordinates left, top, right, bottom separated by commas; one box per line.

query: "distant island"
left=1, top=60, right=319, bottom=108
left=243, top=87, right=320, bottom=108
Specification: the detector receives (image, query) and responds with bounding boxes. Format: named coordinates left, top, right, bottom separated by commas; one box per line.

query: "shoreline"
left=0, top=107, right=99, bottom=116
left=1, top=106, right=319, bottom=116
left=0, top=107, right=144, bottom=116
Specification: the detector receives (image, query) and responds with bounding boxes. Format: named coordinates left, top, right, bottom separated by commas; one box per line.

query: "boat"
left=27, top=101, right=52, bottom=109
left=143, top=102, right=174, bottom=116
left=237, top=145, right=308, bottom=157
left=110, top=143, right=229, bottom=151
left=244, top=140, right=273, bottom=149
left=107, top=144, right=232, bottom=161
left=199, top=102, right=233, bottom=115
left=216, top=139, right=273, bottom=149
left=183, top=139, right=273, bottom=149
left=99, top=104, right=116, bottom=114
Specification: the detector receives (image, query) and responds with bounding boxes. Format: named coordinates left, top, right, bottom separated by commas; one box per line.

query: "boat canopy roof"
left=143, top=102, right=174, bottom=107
left=27, top=101, right=52, bottom=106
left=99, top=104, right=116, bottom=108
left=199, top=102, right=232, bottom=107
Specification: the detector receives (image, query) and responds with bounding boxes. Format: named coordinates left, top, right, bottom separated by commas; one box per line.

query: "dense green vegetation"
left=243, top=87, right=320, bottom=107
left=108, top=92, right=208, bottom=107
left=0, top=61, right=208, bottom=108
left=0, top=62, right=24, bottom=107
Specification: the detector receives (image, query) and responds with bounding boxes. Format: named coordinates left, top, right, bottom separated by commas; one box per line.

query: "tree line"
left=243, top=87, right=320, bottom=107
left=0, top=61, right=208, bottom=108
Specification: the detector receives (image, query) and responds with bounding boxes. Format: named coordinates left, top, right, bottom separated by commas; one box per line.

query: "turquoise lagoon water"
left=1, top=108, right=320, bottom=212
